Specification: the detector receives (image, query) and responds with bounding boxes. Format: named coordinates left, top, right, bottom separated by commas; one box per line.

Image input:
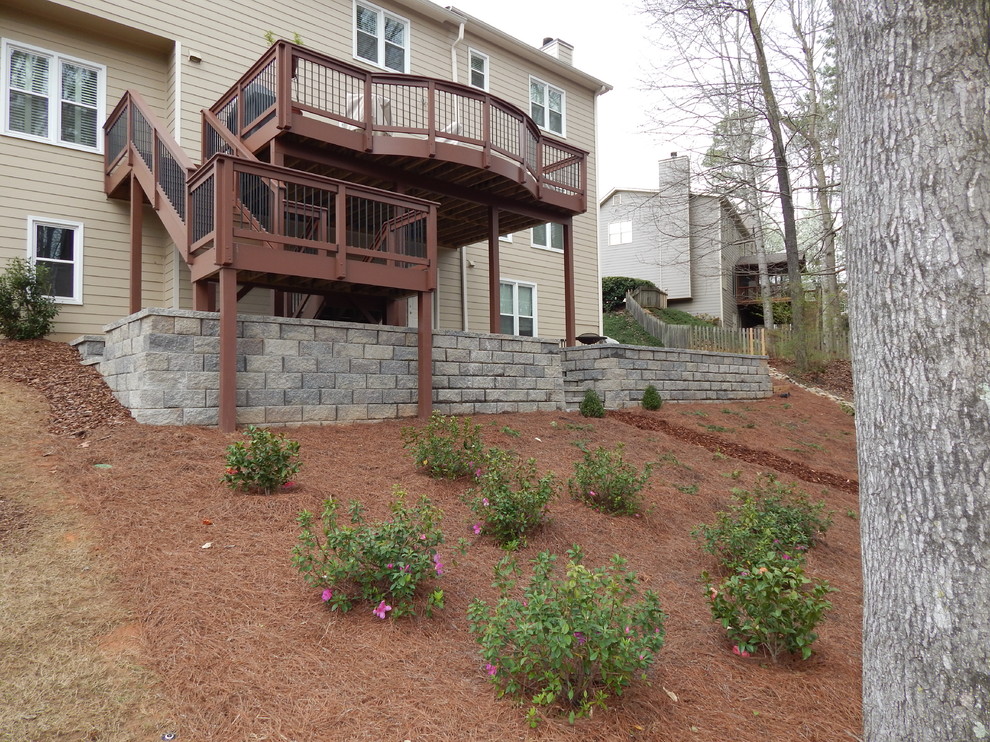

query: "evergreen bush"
left=578, top=389, right=605, bottom=418
left=641, top=385, right=662, bottom=410
left=0, top=258, right=59, bottom=340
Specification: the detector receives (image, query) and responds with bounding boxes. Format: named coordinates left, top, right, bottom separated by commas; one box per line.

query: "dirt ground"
left=0, top=340, right=861, bottom=741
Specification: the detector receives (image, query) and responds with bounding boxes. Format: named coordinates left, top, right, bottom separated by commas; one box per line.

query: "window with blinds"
left=468, top=49, right=488, bottom=91
left=354, top=1, right=409, bottom=73
left=29, top=217, right=83, bottom=303
left=3, top=40, right=104, bottom=152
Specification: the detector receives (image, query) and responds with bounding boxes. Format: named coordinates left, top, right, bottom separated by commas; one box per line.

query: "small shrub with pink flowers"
left=292, top=489, right=445, bottom=618
left=703, top=560, right=835, bottom=661
left=467, top=546, right=666, bottom=725
left=466, top=447, right=557, bottom=549
left=401, top=412, right=485, bottom=479
left=693, top=474, right=832, bottom=572
left=566, top=443, right=652, bottom=516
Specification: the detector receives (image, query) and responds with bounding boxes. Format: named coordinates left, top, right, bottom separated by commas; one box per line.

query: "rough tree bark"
left=834, top=1, right=990, bottom=740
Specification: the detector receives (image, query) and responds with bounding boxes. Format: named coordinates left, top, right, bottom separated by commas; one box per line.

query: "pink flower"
left=485, top=663, right=498, bottom=676
left=589, top=490, right=597, bottom=498
left=472, top=523, right=482, bottom=535
left=782, top=553, right=792, bottom=560
left=419, top=534, right=427, bottom=541
left=373, top=600, right=392, bottom=619
left=282, top=481, right=296, bottom=488
left=624, top=626, right=632, bottom=635
left=321, top=588, right=333, bottom=602
left=573, top=631, right=586, bottom=646
left=433, top=553, right=445, bottom=576
left=732, top=645, right=751, bottom=658
left=387, top=563, right=394, bottom=569
left=482, top=498, right=489, bottom=507
left=475, top=468, right=482, bottom=478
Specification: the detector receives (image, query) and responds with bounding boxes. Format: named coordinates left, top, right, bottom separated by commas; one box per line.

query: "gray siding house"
left=599, top=155, right=756, bottom=330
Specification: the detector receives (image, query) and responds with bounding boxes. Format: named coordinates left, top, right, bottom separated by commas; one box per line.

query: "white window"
left=27, top=217, right=83, bottom=304
left=608, top=221, right=632, bottom=245
left=499, top=280, right=536, bottom=337
left=2, top=40, right=105, bottom=153
left=468, top=48, right=488, bottom=91
left=532, top=222, right=564, bottom=252
left=354, top=1, right=410, bottom=73
left=529, top=76, right=564, bottom=136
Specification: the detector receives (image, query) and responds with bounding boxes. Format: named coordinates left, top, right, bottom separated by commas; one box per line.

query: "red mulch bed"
left=1, top=340, right=862, bottom=741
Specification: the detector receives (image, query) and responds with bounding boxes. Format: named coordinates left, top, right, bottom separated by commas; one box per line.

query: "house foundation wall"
left=92, top=309, right=770, bottom=427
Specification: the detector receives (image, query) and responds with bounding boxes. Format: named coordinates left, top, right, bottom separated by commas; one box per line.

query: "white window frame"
left=467, top=48, right=488, bottom=91
left=1, top=39, right=105, bottom=154
left=353, top=0, right=410, bottom=74
left=26, top=216, right=83, bottom=304
left=608, top=221, right=632, bottom=245
left=531, top=222, right=564, bottom=253
left=529, top=76, right=565, bottom=136
left=499, top=279, right=537, bottom=337
left=499, top=233, right=512, bottom=242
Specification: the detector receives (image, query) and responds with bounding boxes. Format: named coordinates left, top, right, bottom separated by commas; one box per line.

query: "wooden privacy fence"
left=624, top=291, right=850, bottom=359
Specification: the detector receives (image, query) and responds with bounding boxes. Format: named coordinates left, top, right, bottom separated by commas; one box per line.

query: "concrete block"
left=336, top=374, right=368, bottom=390
left=367, top=403, right=398, bottom=419
left=281, top=324, right=315, bottom=341
left=337, top=404, right=369, bottom=421
left=173, top=317, right=203, bottom=335
left=285, top=389, right=321, bottom=406
left=184, top=408, right=219, bottom=426
left=317, top=357, right=351, bottom=373
left=335, top=343, right=365, bottom=359
left=263, top=338, right=300, bottom=356
left=247, top=389, right=285, bottom=406
left=236, top=407, right=267, bottom=425
left=243, top=321, right=280, bottom=339
left=163, top=389, right=207, bottom=408
left=384, top=388, right=415, bottom=404
left=266, top=405, right=303, bottom=423
left=133, top=408, right=183, bottom=425
left=351, top=359, right=381, bottom=374
left=320, top=389, right=353, bottom=405
left=347, top=328, right=379, bottom=344
left=246, top=355, right=284, bottom=373
left=141, top=315, right=176, bottom=334
left=314, top=326, right=348, bottom=342
left=353, top=389, right=384, bottom=404
left=367, top=374, right=397, bottom=390
left=302, top=405, right=337, bottom=422
left=302, top=373, right=335, bottom=390
left=364, top=344, right=395, bottom=360
left=284, top=356, right=318, bottom=373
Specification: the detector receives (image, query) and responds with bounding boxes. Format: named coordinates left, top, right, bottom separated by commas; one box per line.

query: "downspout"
left=461, top=246, right=469, bottom=331
left=593, top=83, right=609, bottom=335
left=450, top=21, right=465, bottom=82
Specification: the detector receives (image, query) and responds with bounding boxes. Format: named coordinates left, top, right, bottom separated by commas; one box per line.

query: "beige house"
left=1, top=0, right=609, bottom=426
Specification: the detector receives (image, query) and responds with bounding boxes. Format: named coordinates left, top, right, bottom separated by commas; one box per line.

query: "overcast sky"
left=441, top=0, right=700, bottom=196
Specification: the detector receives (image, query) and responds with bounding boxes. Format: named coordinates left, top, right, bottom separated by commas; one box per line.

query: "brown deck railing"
left=735, top=281, right=792, bottom=303
left=104, top=90, right=197, bottom=254
left=206, top=42, right=587, bottom=208
left=187, top=154, right=437, bottom=292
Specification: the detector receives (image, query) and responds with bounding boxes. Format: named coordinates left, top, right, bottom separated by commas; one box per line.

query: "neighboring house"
left=1, top=2, right=608, bottom=354
left=600, top=154, right=787, bottom=330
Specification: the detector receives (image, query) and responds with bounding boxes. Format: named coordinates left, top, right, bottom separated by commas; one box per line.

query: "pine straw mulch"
left=1, top=340, right=863, bottom=741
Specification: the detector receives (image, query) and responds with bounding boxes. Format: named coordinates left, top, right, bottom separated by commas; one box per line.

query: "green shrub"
left=467, top=448, right=556, bottom=548
left=641, top=385, right=662, bottom=411
left=0, top=258, right=60, bottom=340
left=578, top=389, right=605, bottom=418
left=693, top=474, right=832, bottom=571
left=467, top=546, right=666, bottom=724
left=567, top=443, right=652, bottom=516
left=402, top=412, right=485, bottom=479
left=704, top=560, right=834, bottom=660
left=292, top=490, right=446, bottom=618
left=601, top=276, right=659, bottom=312
left=221, top=425, right=301, bottom=495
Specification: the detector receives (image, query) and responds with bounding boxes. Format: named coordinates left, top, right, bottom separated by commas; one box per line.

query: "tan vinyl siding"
left=0, top=6, right=171, bottom=339
left=4, top=0, right=603, bottom=339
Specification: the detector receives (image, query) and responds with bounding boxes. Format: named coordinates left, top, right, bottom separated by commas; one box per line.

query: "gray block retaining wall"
left=560, top=344, right=772, bottom=407
left=89, top=309, right=770, bottom=426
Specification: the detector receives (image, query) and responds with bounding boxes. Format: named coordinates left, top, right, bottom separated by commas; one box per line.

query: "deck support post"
left=129, top=175, right=143, bottom=314
left=563, top=218, right=576, bottom=346
left=417, top=290, right=433, bottom=419
left=488, top=206, right=500, bottom=334
left=218, top=267, right=238, bottom=433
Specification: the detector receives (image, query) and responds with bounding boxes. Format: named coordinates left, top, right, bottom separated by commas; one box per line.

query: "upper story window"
left=529, top=76, right=564, bottom=136
left=28, top=216, right=83, bottom=304
left=532, top=222, right=563, bottom=252
left=608, top=221, right=632, bottom=245
left=354, top=1, right=410, bottom=73
left=2, top=40, right=105, bottom=153
left=468, top=48, right=488, bottom=91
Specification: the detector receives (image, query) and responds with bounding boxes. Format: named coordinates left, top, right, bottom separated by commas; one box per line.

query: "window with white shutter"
left=3, top=40, right=104, bottom=153
left=354, top=1, right=410, bottom=73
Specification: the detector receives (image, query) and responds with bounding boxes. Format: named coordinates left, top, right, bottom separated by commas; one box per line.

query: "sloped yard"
left=0, top=340, right=861, bottom=741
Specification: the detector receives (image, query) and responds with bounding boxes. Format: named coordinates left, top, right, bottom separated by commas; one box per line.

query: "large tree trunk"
left=834, top=2, right=990, bottom=740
